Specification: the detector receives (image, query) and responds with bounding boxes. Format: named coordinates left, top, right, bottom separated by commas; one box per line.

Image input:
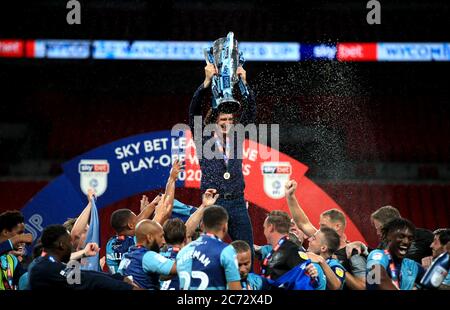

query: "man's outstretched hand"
left=87, top=187, right=96, bottom=202
left=237, top=66, right=247, bottom=85
left=169, top=159, right=184, bottom=181
left=203, top=63, right=218, bottom=88
left=83, top=242, right=100, bottom=257
left=202, top=189, right=219, bottom=207
left=285, top=180, right=297, bottom=197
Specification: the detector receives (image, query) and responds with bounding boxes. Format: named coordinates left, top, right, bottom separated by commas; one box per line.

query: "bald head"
left=135, top=219, right=165, bottom=252
left=135, top=219, right=161, bottom=242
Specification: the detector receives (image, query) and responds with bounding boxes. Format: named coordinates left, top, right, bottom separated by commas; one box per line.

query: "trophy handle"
left=204, top=46, right=220, bottom=108
left=204, top=48, right=215, bottom=64
left=238, top=51, right=245, bottom=66
left=237, top=51, right=249, bottom=98
left=238, top=79, right=249, bottom=98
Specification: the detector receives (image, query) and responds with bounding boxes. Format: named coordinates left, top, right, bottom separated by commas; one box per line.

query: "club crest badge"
left=78, top=160, right=109, bottom=197
left=261, top=162, right=292, bottom=199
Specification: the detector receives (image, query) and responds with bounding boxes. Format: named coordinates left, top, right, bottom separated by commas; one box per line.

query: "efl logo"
left=337, top=43, right=377, bottom=61
left=261, top=162, right=292, bottom=199
left=79, top=160, right=109, bottom=197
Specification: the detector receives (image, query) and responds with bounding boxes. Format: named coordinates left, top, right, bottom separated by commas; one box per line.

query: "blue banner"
left=92, top=40, right=300, bottom=61
left=377, top=43, right=450, bottom=61
left=82, top=198, right=100, bottom=271
left=21, top=130, right=190, bottom=242
left=34, top=40, right=91, bottom=59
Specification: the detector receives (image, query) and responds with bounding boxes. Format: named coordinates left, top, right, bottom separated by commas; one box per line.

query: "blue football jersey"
left=259, top=245, right=273, bottom=260
left=327, top=258, right=346, bottom=289
left=105, top=235, right=135, bottom=274
left=118, top=246, right=174, bottom=290
left=160, top=246, right=181, bottom=290
left=242, top=273, right=270, bottom=290
left=366, top=249, right=423, bottom=290
left=176, top=234, right=241, bottom=290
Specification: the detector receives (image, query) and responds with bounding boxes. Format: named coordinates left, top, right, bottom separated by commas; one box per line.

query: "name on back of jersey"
left=106, top=252, right=123, bottom=261
left=178, top=249, right=211, bottom=267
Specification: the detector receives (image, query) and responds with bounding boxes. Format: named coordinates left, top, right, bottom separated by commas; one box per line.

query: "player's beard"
left=149, top=241, right=160, bottom=253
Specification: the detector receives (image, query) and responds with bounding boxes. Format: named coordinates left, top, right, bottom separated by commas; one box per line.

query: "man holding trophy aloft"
left=188, top=32, right=256, bottom=265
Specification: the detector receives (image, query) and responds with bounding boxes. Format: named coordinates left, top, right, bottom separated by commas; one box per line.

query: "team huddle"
left=1, top=162, right=449, bottom=290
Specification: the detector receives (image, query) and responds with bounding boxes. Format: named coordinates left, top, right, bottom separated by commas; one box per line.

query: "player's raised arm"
left=164, top=159, right=184, bottom=208
left=153, top=160, right=183, bottom=225
left=189, top=63, right=216, bottom=132
left=136, top=194, right=161, bottom=223
left=71, top=188, right=95, bottom=248
left=185, top=188, right=219, bottom=239
left=285, top=180, right=318, bottom=237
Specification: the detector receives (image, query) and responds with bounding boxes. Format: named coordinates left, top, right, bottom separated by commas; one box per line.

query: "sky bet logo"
left=262, top=165, right=291, bottom=174
left=313, top=45, right=336, bottom=59
left=78, top=163, right=109, bottom=173
left=300, top=44, right=336, bottom=60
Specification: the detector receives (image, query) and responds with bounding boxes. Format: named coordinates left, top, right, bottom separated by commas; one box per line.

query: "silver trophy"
left=204, top=32, right=249, bottom=113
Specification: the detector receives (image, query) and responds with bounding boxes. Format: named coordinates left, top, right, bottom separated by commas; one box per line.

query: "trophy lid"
left=212, top=33, right=240, bottom=84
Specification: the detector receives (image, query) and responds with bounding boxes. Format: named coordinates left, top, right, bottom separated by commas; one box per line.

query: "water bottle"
left=419, top=252, right=450, bottom=289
